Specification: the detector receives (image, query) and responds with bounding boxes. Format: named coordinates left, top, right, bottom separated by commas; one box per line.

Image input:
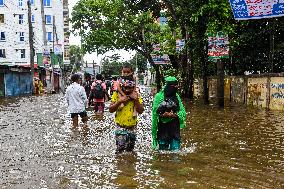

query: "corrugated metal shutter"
left=5, top=72, right=32, bottom=96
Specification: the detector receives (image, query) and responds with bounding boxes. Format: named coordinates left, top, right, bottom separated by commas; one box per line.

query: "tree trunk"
left=153, top=64, right=162, bottom=90
left=180, top=26, right=194, bottom=99
left=187, top=52, right=194, bottom=99
left=198, top=16, right=209, bottom=105
left=147, top=54, right=162, bottom=90
left=217, top=59, right=224, bottom=107
left=202, top=47, right=209, bottom=105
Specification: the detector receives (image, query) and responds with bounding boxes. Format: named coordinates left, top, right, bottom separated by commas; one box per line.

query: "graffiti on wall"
left=271, top=83, right=284, bottom=99
left=247, top=81, right=266, bottom=106
left=231, top=77, right=245, bottom=103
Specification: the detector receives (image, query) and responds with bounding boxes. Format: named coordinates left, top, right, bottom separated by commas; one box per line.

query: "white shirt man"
left=65, top=74, right=88, bottom=127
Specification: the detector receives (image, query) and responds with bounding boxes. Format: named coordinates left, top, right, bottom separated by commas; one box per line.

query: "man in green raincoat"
left=152, top=76, right=186, bottom=150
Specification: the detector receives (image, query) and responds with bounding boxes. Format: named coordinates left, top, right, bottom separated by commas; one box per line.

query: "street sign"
left=229, top=0, right=284, bottom=20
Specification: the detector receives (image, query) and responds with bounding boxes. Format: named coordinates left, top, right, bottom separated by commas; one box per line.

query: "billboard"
left=229, top=0, right=284, bottom=20
left=208, top=32, right=229, bottom=60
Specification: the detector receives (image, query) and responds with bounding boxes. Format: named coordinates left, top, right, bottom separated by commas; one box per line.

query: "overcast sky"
left=68, top=0, right=135, bottom=64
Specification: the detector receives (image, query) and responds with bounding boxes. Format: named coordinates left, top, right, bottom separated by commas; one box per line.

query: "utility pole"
left=40, top=0, right=47, bottom=46
left=28, top=0, right=34, bottom=94
left=53, top=15, right=59, bottom=51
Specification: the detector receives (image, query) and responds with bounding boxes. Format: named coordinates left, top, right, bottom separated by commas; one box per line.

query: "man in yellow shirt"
left=109, top=78, right=144, bottom=154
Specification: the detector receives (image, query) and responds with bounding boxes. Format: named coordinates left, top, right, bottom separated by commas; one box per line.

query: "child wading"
left=152, top=76, right=186, bottom=151
left=109, top=76, right=144, bottom=154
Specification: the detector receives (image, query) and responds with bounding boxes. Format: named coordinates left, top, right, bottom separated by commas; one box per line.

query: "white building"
left=0, top=0, right=70, bottom=66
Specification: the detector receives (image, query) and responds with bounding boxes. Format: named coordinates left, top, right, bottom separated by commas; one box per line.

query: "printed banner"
left=208, top=32, right=229, bottom=60
left=151, top=44, right=170, bottom=65
left=229, top=0, right=284, bottom=20
left=176, top=39, right=185, bottom=52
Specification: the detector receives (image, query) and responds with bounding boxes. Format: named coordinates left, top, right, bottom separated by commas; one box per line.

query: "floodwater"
left=1, top=87, right=284, bottom=189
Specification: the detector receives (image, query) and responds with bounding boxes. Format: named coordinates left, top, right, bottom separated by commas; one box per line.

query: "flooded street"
left=1, top=88, right=284, bottom=189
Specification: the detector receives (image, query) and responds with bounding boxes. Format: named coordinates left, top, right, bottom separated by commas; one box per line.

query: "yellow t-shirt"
left=111, top=91, right=143, bottom=127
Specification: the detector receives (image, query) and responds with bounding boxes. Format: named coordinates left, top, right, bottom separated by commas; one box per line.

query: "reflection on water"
left=1, top=90, right=284, bottom=188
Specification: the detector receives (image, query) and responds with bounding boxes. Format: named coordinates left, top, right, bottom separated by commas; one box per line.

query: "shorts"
left=115, top=126, right=136, bottom=153
left=94, top=102, right=105, bottom=112
left=70, top=111, right=87, bottom=119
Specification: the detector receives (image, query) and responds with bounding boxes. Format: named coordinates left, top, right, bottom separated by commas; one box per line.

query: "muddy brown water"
left=0, top=89, right=284, bottom=188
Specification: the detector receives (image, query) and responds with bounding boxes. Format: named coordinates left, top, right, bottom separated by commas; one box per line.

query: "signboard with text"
left=151, top=44, right=170, bottom=65
left=208, top=33, right=229, bottom=60
left=229, top=0, right=284, bottom=20
left=176, top=39, right=185, bottom=52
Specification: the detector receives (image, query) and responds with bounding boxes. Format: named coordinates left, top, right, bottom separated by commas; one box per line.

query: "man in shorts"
left=65, top=74, right=88, bottom=127
left=109, top=77, right=144, bottom=154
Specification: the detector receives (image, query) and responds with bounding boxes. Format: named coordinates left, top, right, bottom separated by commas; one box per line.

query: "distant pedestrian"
left=109, top=77, right=144, bottom=154
left=90, top=74, right=107, bottom=113
left=65, top=74, right=88, bottom=127
left=83, top=74, right=92, bottom=98
left=152, top=76, right=186, bottom=151
left=33, top=77, right=39, bottom=95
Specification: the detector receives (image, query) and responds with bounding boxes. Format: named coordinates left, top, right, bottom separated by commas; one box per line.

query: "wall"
left=247, top=77, right=267, bottom=108
left=194, top=74, right=284, bottom=111
left=270, top=77, right=284, bottom=110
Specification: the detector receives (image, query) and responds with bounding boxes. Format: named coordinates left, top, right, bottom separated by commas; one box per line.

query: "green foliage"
left=127, top=53, right=148, bottom=73
left=101, top=54, right=123, bottom=79
left=72, top=0, right=284, bottom=88
left=69, top=45, right=84, bottom=72
left=71, top=0, right=160, bottom=59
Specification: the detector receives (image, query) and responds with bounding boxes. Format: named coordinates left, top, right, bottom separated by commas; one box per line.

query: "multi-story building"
left=0, top=0, right=70, bottom=66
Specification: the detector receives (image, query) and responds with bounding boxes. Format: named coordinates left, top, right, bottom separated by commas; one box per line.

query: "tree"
left=127, top=52, right=148, bottom=73
left=69, top=45, right=84, bottom=72
left=71, top=0, right=165, bottom=89
left=101, top=54, right=123, bottom=79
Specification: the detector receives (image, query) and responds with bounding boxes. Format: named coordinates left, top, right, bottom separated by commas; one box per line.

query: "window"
left=19, top=32, right=24, bottom=41
left=19, top=0, right=23, bottom=6
left=47, top=32, right=52, bottom=42
left=0, top=14, right=4, bottom=23
left=0, top=32, right=5, bottom=41
left=0, top=0, right=4, bottom=6
left=19, top=14, right=24, bottom=24
left=43, top=0, right=51, bottom=7
left=20, top=49, right=25, bottom=58
left=45, top=15, right=52, bottom=24
left=0, top=49, right=6, bottom=58
left=31, top=15, right=35, bottom=23
left=30, top=0, right=34, bottom=5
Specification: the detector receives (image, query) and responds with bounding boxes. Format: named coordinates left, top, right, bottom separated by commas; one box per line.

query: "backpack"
left=93, top=82, right=105, bottom=99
